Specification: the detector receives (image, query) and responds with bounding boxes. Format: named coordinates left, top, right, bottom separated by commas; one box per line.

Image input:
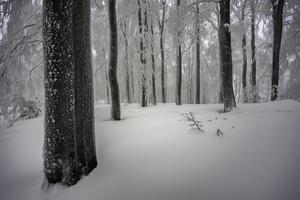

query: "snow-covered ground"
left=1, top=100, right=300, bottom=200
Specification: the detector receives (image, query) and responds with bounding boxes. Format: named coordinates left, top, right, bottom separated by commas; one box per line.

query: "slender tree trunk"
left=219, top=0, right=236, bottom=112
left=103, top=48, right=110, bottom=104
left=130, top=50, right=135, bottom=103
left=106, top=66, right=110, bottom=104
left=121, top=21, right=131, bottom=104
left=175, top=0, right=182, bottom=105
left=150, top=22, right=157, bottom=105
left=43, top=0, right=79, bottom=186
left=216, top=6, right=223, bottom=104
left=138, top=0, right=148, bottom=107
left=195, top=4, right=200, bottom=104
left=241, top=0, right=248, bottom=103
left=159, top=0, right=166, bottom=103
left=108, top=0, right=121, bottom=119
left=251, top=0, right=257, bottom=103
left=271, top=0, right=284, bottom=101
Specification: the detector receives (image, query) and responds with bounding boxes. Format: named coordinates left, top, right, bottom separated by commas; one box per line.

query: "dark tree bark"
left=159, top=0, right=167, bottom=103
left=195, top=4, right=200, bottom=104
left=271, top=0, right=284, bottom=101
left=137, top=0, right=148, bottom=107
left=73, top=0, right=97, bottom=174
left=43, top=0, right=98, bottom=186
left=150, top=21, right=157, bottom=105
left=121, top=21, right=131, bottom=104
left=251, top=0, right=257, bottom=103
left=108, top=0, right=121, bottom=119
left=219, top=0, right=236, bottom=112
left=216, top=6, right=223, bottom=103
left=43, top=0, right=79, bottom=186
left=175, top=0, right=182, bottom=105
left=241, top=0, right=248, bottom=103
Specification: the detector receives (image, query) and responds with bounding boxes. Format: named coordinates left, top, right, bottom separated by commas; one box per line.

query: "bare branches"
left=180, top=112, right=204, bottom=132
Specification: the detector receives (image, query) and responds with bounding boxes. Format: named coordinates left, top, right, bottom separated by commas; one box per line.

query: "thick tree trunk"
left=195, top=4, right=200, bottom=104
left=108, top=0, right=121, bottom=119
left=150, top=22, right=157, bottom=105
left=271, top=0, right=284, bottom=101
left=43, top=0, right=98, bottom=186
left=43, top=0, right=79, bottom=186
left=73, top=0, right=97, bottom=174
left=241, top=0, right=248, bottom=103
left=175, top=0, right=182, bottom=105
left=251, top=0, right=257, bottom=103
left=219, top=0, right=236, bottom=112
left=159, top=0, right=166, bottom=103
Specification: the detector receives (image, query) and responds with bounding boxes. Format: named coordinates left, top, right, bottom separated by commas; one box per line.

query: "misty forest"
left=0, top=0, right=300, bottom=200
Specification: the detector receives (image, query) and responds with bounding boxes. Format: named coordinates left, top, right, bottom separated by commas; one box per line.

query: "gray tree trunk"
left=195, top=4, right=200, bottom=104
left=175, top=0, right=182, bottom=105
left=241, top=0, right=248, bottom=103
left=43, top=0, right=79, bottom=186
left=121, top=21, right=131, bottom=104
left=271, top=0, right=284, bottom=101
left=216, top=6, right=223, bottom=104
left=73, top=0, right=97, bottom=174
left=159, top=0, right=167, bottom=103
left=108, top=0, right=121, bottom=119
left=150, top=20, right=157, bottom=105
left=251, top=0, right=257, bottom=103
left=138, top=0, right=148, bottom=107
left=219, top=0, right=236, bottom=112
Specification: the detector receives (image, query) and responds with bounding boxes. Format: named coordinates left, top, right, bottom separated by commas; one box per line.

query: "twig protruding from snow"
left=180, top=112, right=204, bottom=132
left=216, top=129, right=224, bottom=136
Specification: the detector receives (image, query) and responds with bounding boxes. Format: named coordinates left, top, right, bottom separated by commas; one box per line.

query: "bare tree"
left=120, top=20, right=131, bottom=104
left=73, top=0, right=97, bottom=174
left=159, top=0, right=167, bottom=103
left=250, top=0, right=257, bottom=102
left=175, top=0, right=182, bottom=105
left=108, top=0, right=121, bottom=119
left=271, top=0, right=284, bottom=101
left=241, top=0, right=248, bottom=103
left=137, top=0, right=148, bottom=107
left=150, top=19, right=157, bottom=105
left=195, top=4, right=201, bottom=104
left=219, top=0, right=236, bottom=112
left=43, top=0, right=79, bottom=186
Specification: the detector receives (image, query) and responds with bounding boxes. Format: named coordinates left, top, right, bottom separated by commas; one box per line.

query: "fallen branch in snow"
left=180, top=112, right=204, bottom=132
left=216, top=129, right=224, bottom=136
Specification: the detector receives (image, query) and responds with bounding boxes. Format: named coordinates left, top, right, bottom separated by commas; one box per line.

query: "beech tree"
left=195, top=4, right=201, bottom=104
left=108, top=0, right=121, bottom=119
left=219, top=0, right=236, bottom=112
left=137, top=0, right=148, bottom=107
left=241, top=0, right=248, bottom=103
left=43, top=0, right=97, bottom=186
left=271, top=0, right=284, bottom=101
left=250, top=0, right=257, bottom=103
left=175, top=0, right=182, bottom=105
left=159, top=0, right=167, bottom=103
left=73, top=0, right=97, bottom=174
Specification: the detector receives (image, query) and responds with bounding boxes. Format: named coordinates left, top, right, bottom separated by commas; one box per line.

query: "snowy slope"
left=0, top=100, right=300, bottom=200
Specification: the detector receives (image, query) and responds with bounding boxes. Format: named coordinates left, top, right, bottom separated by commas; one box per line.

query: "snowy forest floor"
left=1, top=100, right=300, bottom=200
